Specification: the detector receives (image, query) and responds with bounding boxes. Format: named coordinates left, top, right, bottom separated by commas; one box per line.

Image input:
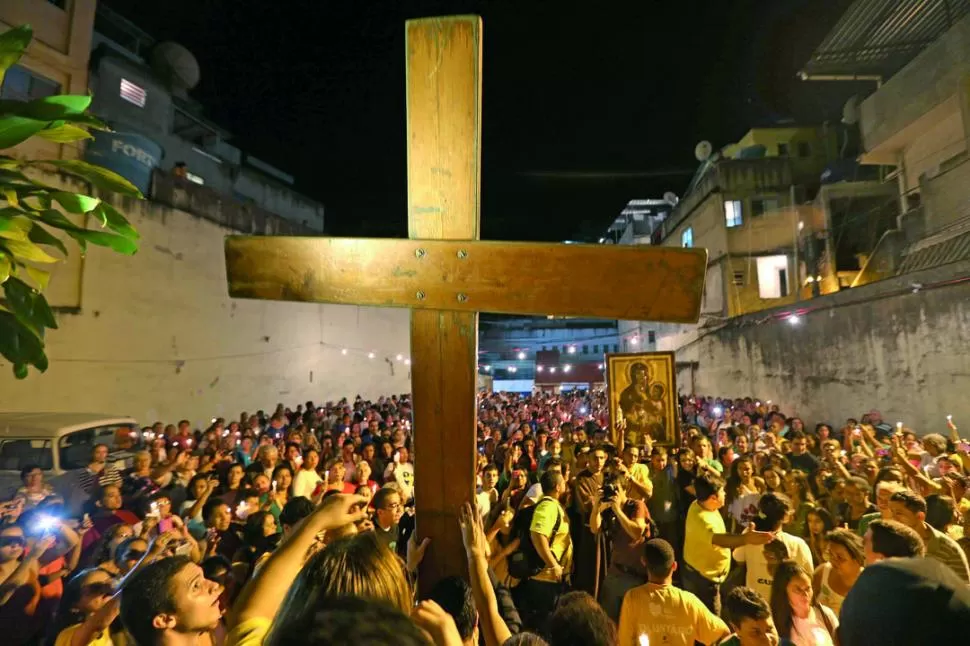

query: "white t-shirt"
left=733, top=531, right=813, bottom=601
left=292, top=469, right=323, bottom=499
left=790, top=606, right=838, bottom=646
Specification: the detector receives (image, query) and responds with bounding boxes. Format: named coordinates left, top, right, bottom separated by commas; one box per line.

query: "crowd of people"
left=1, top=391, right=970, bottom=645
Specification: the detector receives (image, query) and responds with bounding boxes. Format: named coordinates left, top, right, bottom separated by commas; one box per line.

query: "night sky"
left=106, top=0, right=857, bottom=241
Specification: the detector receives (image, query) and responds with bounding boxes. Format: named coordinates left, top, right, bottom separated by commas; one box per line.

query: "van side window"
left=0, top=439, right=53, bottom=471
left=58, top=424, right=135, bottom=471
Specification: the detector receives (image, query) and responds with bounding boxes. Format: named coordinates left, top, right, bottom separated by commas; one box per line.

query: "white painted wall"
left=0, top=176, right=410, bottom=427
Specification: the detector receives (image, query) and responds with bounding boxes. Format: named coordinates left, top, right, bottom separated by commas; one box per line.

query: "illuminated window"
left=756, top=255, right=789, bottom=299
left=120, top=78, right=147, bottom=107
left=725, top=200, right=743, bottom=227
left=681, top=227, right=693, bottom=248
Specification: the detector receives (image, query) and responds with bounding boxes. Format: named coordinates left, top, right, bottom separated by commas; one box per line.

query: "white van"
left=0, top=412, right=139, bottom=503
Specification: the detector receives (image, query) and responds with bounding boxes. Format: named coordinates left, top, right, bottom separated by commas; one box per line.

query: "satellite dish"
left=151, top=42, right=201, bottom=98
left=663, top=191, right=679, bottom=206
left=842, top=95, right=860, bottom=125
left=694, top=140, right=714, bottom=162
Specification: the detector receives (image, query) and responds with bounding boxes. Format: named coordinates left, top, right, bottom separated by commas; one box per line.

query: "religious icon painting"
left=606, top=351, right=678, bottom=448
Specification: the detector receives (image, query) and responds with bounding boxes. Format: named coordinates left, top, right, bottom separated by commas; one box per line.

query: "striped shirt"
left=77, top=464, right=123, bottom=494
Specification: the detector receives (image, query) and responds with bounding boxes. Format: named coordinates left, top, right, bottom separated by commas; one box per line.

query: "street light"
left=563, top=364, right=572, bottom=373
left=517, top=351, right=526, bottom=360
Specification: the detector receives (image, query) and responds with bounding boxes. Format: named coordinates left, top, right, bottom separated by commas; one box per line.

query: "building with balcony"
left=658, top=126, right=839, bottom=320
left=1, top=0, right=96, bottom=160
left=801, top=0, right=970, bottom=285
left=81, top=5, right=324, bottom=232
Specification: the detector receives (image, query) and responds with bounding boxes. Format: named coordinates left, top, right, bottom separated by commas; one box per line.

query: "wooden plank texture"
left=224, top=236, right=708, bottom=323
left=405, top=15, right=481, bottom=595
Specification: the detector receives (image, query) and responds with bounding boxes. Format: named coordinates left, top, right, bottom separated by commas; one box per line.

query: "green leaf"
left=0, top=156, right=23, bottom=170
left=94, top=202, right=140, bottom=240
left=3, top=275, right=56, bottom=336
left=0, top=253, right=10, bottom=283
left=35, top=209, right=138, bottom=255
left=26, top=222, right=68, bottom=256
left=14, top=95, right=92, bottom=121
left=23, top=265, right=50, bottom=292
left=0, top=310, right=48, bottom=378
left=0, top=25, right=32, bottom=87
left=52, top=191, right=101, bottom=214
left=0, top=115, right=48, bottom=150
left=36, top=123, right=93, bottom=143
left=1, top=237, right=59, bottom=263
left=36, top=159, right=143, bottom=199
left=0, top=213, right=33, bottom=241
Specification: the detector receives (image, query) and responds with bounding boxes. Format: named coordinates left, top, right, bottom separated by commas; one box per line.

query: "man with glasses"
left=372, top=486, right=409, bottom=558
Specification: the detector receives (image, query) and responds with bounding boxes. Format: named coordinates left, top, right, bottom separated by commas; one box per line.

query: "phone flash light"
left=947, top=415, right=953, bottom=421
left=897, top=422, right=903, bottom=430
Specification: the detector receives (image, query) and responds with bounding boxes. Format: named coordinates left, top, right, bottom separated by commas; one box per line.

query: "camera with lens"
left=601, top=471, right=623, bottom=503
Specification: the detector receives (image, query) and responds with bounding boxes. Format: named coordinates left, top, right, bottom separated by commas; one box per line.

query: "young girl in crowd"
left=805, top=507, right=835, bottom=567
left=770, top=560, right=839, bottom=646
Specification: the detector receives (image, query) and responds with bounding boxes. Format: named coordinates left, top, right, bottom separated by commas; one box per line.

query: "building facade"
left=0, top=0, right=96, bottom=160
left=479, top=316, right=619, bottom=393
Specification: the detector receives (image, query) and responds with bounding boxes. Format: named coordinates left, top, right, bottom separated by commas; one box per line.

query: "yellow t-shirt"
left=225, top=617, right=272, bottom=646
left=617, top=582, right=729, bottom=646
left=55, top=625, right=114, bottom=646
left=626, top=463, right=654, bottom=501
left=683, top=501, right=730, bottom=582
left=530, top=496, right=572, bottom=582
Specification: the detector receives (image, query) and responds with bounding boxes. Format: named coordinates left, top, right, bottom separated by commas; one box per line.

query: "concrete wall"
left=673, top=260, right=970, bottom=432
left=0, top=173, right=410, bottom=427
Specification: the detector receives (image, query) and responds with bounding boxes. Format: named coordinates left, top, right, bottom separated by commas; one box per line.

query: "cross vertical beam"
left=405, top=16, right=482, bottom=593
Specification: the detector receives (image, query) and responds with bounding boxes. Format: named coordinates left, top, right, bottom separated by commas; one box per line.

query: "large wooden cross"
left=224, top=16, right=706, bottom=592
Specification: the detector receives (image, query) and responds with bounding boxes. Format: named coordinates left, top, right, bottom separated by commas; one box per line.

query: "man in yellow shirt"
left=620, top=445, right=653, bottom=502
left=514, top=469, right=572, bottom=632
left=683, top=471, right=774, bottom=614
left=618, top=538, right=729, bottom=646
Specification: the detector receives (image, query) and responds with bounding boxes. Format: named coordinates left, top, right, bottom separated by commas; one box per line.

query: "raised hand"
left=314, top=493, right=370, bottom=531
left=411, top=600, right=464, bottom=646
left=458, top=502, right=488, bottom=558
left=407, top=532, right=432, bottom=573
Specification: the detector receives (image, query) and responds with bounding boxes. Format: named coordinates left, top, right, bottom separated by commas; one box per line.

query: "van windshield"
left=58, top=424, right=139, bottom=471
left=0, top=439, right=54, bottom=471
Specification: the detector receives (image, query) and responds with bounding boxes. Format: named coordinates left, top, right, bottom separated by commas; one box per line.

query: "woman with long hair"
left=813, top=528, right=864, bottom=617
left=806, top=507, right=836, bottom=566
left=761, top=466, right=784, bottom=494
left=782, top=471, right=816, bottom=539
left=769, top=560, right=838, bottom=646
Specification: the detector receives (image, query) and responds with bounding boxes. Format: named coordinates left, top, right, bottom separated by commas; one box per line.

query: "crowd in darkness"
left=1, top=391, right=970, bottom=646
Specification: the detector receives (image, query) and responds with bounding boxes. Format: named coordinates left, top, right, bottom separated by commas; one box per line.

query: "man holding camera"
left=590, top=469, right=652, bottom=621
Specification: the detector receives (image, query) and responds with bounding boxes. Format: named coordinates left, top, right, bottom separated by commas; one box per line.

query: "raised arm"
left=459, top=503, right=512, bottom=646
left=228, top=493, right=368, bottom=628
